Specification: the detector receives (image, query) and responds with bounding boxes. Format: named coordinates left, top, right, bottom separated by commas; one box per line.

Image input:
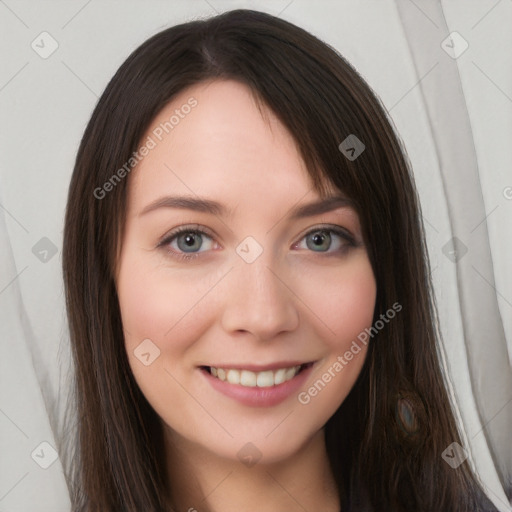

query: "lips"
left=200, top=361, right=316, bottom=407
left=204, top=363, right=313, bottom=388
left=198, top=361, right=316, bottom=407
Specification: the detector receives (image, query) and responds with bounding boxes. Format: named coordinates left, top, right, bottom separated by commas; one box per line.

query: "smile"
left=200, top=362, right=315, bottom=407
left=203, top=362, right=314, bottom=388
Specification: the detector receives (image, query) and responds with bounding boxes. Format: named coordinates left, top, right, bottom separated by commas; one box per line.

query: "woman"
left=62, top=9, right=498, bottom=511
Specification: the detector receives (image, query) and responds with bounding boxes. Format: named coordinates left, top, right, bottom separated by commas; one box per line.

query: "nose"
left=220, top=255, right=299, bottom=341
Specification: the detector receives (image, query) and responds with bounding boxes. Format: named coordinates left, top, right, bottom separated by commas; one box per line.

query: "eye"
left=294, top=226, right=356, bottom=254
left=157, top=224, right=357, bottom=262
left=157, top=225, right=217, bottom=261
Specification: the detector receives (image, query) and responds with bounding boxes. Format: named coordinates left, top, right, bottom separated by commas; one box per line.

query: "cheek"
left=294, top=253, right=377, bottom=348
left=294, top=253, right=375, bottom=393
left=294, top=257, right=375, bottom=427
left=115, top=252, right=212, bottom=418
left=117, top=263, right=171, bottom=350
left=117, top=253, right=205, bottom=347
left=116, top=250, right=224, bottom=386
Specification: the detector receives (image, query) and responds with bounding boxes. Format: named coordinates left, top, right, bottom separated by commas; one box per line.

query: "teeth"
left=284, top=367, right=297, bottom=380
left=240, top=370, right=256, bottom=387
left=274, top=368, right=287, bottom=385
left=209, top=365, right=302, bottom=387
left=226, top=369, right=240, bottom=385
left=256, top=370, right=274, bottom=387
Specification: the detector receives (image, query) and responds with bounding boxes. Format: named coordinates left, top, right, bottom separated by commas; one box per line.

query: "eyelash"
left=157, top=224, right=357, bottom=262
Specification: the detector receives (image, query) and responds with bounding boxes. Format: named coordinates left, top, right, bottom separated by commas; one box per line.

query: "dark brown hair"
left=62, top=9, right=497, bottom=511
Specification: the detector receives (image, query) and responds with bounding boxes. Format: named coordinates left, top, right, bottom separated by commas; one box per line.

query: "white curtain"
left=1, top=1, right=511, bottom=510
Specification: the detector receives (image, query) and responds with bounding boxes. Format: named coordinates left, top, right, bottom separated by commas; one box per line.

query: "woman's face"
left=116, top=79, right=377, bottom=464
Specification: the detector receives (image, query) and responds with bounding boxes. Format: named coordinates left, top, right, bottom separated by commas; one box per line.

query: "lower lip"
left=200, top=364, right=315, bottom=407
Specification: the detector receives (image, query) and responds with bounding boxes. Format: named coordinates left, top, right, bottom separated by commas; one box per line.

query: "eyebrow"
left=138, top=194, right=355, bottom=219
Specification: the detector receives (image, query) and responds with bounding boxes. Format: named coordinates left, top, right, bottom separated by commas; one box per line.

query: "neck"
left=164, top=428, right=340, bottom=512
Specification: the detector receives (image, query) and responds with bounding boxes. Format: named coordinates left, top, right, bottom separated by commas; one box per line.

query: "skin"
left=116, top=79, right=377, bottom=512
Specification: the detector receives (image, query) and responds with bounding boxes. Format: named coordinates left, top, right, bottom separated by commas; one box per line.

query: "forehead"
left=126, top=79, right=336, bottom=212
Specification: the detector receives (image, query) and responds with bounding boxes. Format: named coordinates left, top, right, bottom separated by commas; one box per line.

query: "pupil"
left=308, top=231, right=330, bottom=251
left=313, top=233, right=324, bottom=245
left=178, top=232, right=201, bottom=251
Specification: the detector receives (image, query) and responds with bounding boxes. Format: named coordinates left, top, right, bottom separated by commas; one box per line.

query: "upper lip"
left=200, top=361, right=314, bottom=372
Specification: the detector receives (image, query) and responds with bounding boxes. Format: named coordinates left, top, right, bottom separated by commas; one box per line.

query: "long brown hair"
left=62, top=9, right=497, bottom=511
